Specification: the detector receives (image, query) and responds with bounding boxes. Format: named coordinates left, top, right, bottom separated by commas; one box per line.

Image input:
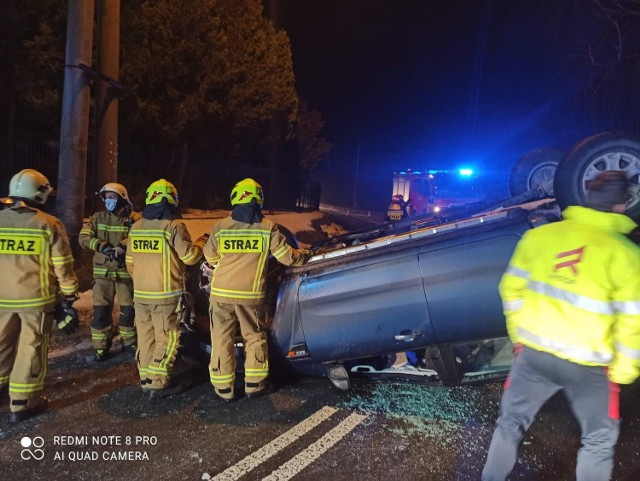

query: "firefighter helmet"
left=99, top=182, right=132, bottom=206
left=230, top=178, right=263, bottom=207
left=9, top=169, right=53, bottom=205
left=145, top=179, right=178, bottom=205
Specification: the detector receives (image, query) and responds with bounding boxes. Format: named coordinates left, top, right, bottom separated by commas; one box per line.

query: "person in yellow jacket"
left=79, top=183, right=140, bottom=361
left=482, top=171, right=640, bottom=481
left=0, top=169, right=79, bottom=422
left=125, top=179, right=206, bottom=397
left=203, top=178, right=308, bottom=402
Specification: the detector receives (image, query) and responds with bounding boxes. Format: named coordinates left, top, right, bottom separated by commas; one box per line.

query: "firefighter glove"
left=101, top=243, right=116, bottom=261
left=55, top=299, right=79, bottom=335
left=114, top=243, right=126, bottom=262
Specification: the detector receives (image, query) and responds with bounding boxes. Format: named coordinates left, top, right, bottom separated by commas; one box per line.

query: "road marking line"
left=261, top=411, right=368, bottom=481
left=211, top=406, right=338, bottom=481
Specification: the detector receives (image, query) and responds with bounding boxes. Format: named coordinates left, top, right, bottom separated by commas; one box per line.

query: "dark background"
left=268, top=0, right=640, bottom=209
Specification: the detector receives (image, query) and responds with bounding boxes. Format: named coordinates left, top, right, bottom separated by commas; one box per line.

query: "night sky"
left=267, top=0, right=618, bottom=208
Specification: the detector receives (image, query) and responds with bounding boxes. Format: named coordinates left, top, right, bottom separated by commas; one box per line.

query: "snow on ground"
left=180, top=208, right=347, bottom=246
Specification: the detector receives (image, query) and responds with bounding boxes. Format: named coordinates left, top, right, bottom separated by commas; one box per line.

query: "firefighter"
left=79, top=183, right=140, bottom=361
left=0, top=169, right=79, bottom=422
left=385, top=194, right=408, bottom=222
left=482, top=171, right=640, bottom=481
left=125, top=179, right=206, bottom=397
left=204, top=178, right=309, bottom=402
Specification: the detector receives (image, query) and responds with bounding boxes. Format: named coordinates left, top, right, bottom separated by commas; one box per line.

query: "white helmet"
left=9, top=169, right=53, bottom=205
left=99, top=182, right=132, bottom=207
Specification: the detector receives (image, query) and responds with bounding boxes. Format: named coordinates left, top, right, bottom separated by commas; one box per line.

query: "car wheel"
left=553, top=132, right=640, bottom=221
left=508, top=147, right=564, bottom=198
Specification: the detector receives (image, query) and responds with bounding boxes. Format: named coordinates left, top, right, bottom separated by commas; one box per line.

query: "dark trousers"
left=482, top=346, right=620, bottom=481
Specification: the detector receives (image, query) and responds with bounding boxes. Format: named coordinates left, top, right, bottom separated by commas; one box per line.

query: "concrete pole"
left=57, top=0, right=94, bottom=252
left=95, top=0, right=120, bottom=192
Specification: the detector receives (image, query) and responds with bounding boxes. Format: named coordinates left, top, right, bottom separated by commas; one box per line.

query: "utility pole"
left=57, top=0, right=95, bottom=254
left=95, top=0, right=120, bottom=193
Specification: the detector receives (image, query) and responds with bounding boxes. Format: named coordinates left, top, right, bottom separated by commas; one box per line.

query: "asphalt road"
left=2, top=320, right=640, bottom=481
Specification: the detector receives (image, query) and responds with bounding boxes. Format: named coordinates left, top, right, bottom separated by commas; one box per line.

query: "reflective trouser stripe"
left=119, top=326, right=136, bottom=340
left=245, top=367, right=269, bottom=381
left=0, top=311, right=51, bottom=399
left=210, top=373, right=236, bottom=386
left=134, top=302, right=178, bottom=389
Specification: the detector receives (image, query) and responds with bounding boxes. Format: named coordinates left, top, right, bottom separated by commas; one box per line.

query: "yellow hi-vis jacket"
left=78, top=209, right=141, bottom=280
left=125, top=218, right=204, bottom=305
left=500, top=205, right=640, bottom=384
left=204, top=217, right=306, bottom=305
left=0, top=200, right=78, bottom=311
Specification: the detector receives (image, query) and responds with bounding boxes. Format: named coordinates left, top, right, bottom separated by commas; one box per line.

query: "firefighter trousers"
left=209, top=302, right=268, bottom=399
left=92, top=277, right=136, bottom=351
left=134, top=302, right=180, bottom=391
left=482, top=346, right=620, bottom=481
left=0, top=310, right=52, bottom=412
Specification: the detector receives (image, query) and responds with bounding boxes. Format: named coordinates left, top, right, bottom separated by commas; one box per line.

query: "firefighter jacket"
left=0, top=199, right=78, bottom=311
left=499, top=205, right=640, bottom=384
left=79, top=209, right=141, bottom=280
left=125, top=218, right=203, bottom=305
left=204, top=216, right=306, bottom=305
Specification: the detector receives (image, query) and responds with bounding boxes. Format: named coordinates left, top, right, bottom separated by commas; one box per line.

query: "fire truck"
left=390, top=168, right=485, bottom=217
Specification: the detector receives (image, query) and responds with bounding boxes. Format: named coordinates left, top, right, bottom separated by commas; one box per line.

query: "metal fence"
left=1, top=133, right=321, bottom=214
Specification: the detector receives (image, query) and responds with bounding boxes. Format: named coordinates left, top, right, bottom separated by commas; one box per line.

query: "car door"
left=420, top=233, right=522, bottom=344
left=297, top=252, right=436, bottom=363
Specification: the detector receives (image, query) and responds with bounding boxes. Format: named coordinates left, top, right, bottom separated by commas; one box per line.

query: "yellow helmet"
left=230, top=178, right=263, bottom=207
left=9, top=169, right=53, bottom=205
left=145, top=179, right=178, bottom=205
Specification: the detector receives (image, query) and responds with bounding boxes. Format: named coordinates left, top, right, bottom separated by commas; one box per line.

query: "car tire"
left=508, top=147, right=564, bottom=198
left=553, top=132, right=640, bottom=221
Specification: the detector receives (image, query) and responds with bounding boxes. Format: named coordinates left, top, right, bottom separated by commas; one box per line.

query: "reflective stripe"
left=505, top=265, right=530, bottom=280
left=615, top=341, right=640, bottom=361
left=120, top=328, right=136, bottom=339
left=51, top=254, right=74, bottom=265
left=245, top=367, right=268, bottom=374
left=59, top=284, right=77, bottom=295
left=147, top=365, right=169, bottom=376
left=158, top=330, right=179, bottom=371
left=9, top=382, right=45, bottom=393
left=133, top=289, right=182, bottom=300
left=210, top=371, right=236, bottom=387
left=0, top=295, right=56, bottom=308
left=518, top=327, right=613, bottom=363
left=180, top=249, right=199, bottom=264
left=612, top=300, right=640, bottom=315
left=9, top=333, right=48, bottom=394
left=529, top=280, right=615, bottom=315
left=210, top=287, right=265, bottom=300
left=503, top=299, right=523, bottom=311
left=97, top=224, right=129, bottom=233
left=245, top=367, right=269, bottom=379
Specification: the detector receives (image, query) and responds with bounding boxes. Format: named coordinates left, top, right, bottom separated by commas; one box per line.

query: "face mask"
left=105, top=198, right=118, bottom=212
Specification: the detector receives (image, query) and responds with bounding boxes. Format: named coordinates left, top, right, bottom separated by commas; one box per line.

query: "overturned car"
left=187, top=131, right=640, bottom=389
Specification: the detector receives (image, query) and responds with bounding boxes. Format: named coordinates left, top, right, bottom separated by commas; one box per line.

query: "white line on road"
left=262, top=411, right=368, bottom=481
left=211, top=406, right=338, bottom=481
